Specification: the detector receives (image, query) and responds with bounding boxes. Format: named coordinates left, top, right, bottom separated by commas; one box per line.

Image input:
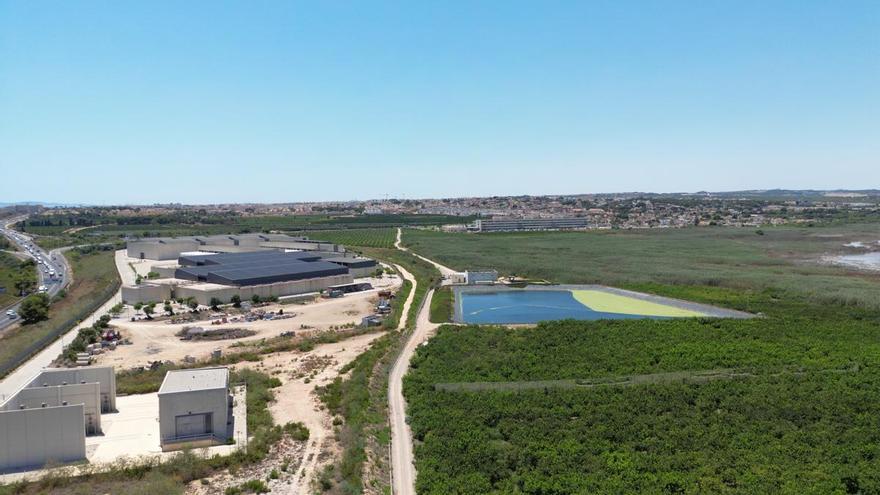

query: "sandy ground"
left=188, top=331, right=385, bottom=494
left=93, top=292, right=376, bottom=368
left=93, top=262, right=401, bottom=368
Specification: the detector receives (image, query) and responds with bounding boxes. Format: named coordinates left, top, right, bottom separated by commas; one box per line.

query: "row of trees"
left=129, top=293, right=282, bottom=319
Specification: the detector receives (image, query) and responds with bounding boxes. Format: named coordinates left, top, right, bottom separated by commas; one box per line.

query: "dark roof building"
left=174, top=251, right=348, bottom=286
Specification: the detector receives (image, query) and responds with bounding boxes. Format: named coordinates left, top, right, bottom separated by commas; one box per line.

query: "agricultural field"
left=19, top=214, right=469, bottom=248
left=404, top=224, right=880, bottom=309
left=403, top=223, right=880, bottom=494
left=19, top=213, right=472, bottom=237
left=310, top=227, right=397, bottom=249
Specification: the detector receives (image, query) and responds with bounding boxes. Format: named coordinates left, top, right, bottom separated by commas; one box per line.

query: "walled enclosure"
left=0, top=367, right=116, bottom=472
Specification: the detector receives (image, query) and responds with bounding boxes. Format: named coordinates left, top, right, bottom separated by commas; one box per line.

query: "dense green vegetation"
left=0, top=252, right=36, bottom=307
left=409, top=313, right=880, bottom=383
left=404, top=225, right=880, bottom=309
left=0, top=249, right=120, bottom=377
left=408, top=368, right=880, bottom=494
left=428, top=286, right=453, bottom=323
left=402, top=225, right=880, bottom=494
left=310, top=227, right=398, bottom=248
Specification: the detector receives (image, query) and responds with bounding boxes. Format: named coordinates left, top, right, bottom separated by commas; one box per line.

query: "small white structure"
left=0, top=367, right=116, bottom=472
left=465, top=270, right=498, bottom=285
left=158, top=367, right=232, bottom=451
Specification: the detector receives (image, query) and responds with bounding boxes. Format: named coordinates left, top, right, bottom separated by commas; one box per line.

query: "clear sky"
left=1, top=1, right=878, bottom=204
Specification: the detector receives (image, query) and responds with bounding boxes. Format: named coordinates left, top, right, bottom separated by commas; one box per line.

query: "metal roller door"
left=175, top=413, right=212, bottom=438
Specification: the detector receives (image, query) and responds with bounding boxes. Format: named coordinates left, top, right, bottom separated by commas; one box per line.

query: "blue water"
left=458, top=290, right=651, bottom=324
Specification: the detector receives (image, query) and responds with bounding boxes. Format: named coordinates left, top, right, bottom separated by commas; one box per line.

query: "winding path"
left=389, top=228, right=443, bottom=495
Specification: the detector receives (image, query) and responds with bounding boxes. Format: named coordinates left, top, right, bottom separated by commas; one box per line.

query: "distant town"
left=5, top=189, right=880, bottom=233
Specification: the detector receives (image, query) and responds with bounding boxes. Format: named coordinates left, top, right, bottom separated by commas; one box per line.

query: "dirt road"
left=389, top=287, right=438, bottom=495
left=389, top=227, right=446, bottom=495
left=395, top=228, right=457, bottom=280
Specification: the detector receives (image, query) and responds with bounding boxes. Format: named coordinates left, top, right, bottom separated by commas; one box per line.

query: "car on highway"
left=6, top=310, right=16, bottom=319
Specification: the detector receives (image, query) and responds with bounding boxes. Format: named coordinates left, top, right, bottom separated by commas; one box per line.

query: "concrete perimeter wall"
left=127, top=240, right=199, bottom=261
left=175, top=273, right=353, bottom=306
left=2, top=383, right=101, bottom=434
left=0, top=404, right=86, bottom=472
left=122, top=283, right=172, bottom=305
left=28, top=368, right=117, bottom=413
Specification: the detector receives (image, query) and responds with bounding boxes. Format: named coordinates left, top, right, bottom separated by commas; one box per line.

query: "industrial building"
left=448, top=270, right=499, bottom=285
left=126, top=233, right=344, bottom=261
left=0, top=367, right=116, bottom=472
left=158, top=367, right=231, bottom=451
left=122, top=247, right=378, bottom=305
left=174, top=251, right=348, bottom=286
left=467, top=217, right=590, bottom=232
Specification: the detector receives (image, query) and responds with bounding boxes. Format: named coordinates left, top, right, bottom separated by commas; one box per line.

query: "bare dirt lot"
left=94, top=279, right=399, bottom=368
left=188, top=331, right=385, bottom=494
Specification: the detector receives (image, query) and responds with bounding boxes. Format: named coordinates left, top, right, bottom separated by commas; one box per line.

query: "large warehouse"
left=126, top=233, right=344, bottom=261
left=0, top=367, right=116, bottom=472
left=122, top=250, right=379, bottom=305
left=174, top=251, right=348, bottom=286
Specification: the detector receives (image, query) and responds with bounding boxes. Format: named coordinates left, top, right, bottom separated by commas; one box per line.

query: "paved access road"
left=0, top=217, right=70, bottom=333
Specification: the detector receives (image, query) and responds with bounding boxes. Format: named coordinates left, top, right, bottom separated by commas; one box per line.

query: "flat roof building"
left=468, top=217, right=591, bottom=232
left=174, top=251, right=349, bottom=286
left=158, top=367, right=232, bottom=451
left=127, top=234, right=343, bottom=261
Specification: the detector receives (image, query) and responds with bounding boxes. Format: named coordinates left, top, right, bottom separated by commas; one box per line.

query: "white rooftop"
left=158, top=367, right=229, bottom=394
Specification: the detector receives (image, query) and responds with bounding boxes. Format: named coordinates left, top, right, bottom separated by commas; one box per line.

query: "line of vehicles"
left=1, top=226, right=66, bottom=321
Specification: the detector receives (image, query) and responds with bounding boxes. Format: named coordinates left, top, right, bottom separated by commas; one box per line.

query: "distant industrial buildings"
left=468, top=218, right=591, bottom=232
left=0, top=367, right=116, bottom=471
left=126, top=233, right=343, bottom=261
left=122, top=234, right=379, bottom=305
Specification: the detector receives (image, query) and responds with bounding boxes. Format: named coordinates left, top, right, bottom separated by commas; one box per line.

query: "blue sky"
left=1, top=1, right=878, bottom=204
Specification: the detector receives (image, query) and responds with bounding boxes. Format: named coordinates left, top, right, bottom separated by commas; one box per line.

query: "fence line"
left=0, top=280, right=120, bottom=378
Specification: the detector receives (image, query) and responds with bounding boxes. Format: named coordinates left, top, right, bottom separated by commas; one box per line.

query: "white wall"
left=0, top=404, right=86, bottom=472
left=127, top=240, right=199, bottom=260
left=122, top=283, right=172, bottom=305
left=28, top=368, right=117, bottom=413
left=158, top=388, right=229, bottom=446
left=3, top=383, right=101, bottom=434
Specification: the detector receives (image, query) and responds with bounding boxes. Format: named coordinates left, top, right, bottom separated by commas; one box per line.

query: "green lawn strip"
left=428, top=286, right=453, bottom=323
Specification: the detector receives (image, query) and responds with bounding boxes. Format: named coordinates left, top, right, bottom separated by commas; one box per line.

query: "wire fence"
left=0, top=280, right=120, bottom=378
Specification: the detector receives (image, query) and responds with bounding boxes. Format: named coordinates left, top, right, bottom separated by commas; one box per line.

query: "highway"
left=0, top=217, right=70, bottom=332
